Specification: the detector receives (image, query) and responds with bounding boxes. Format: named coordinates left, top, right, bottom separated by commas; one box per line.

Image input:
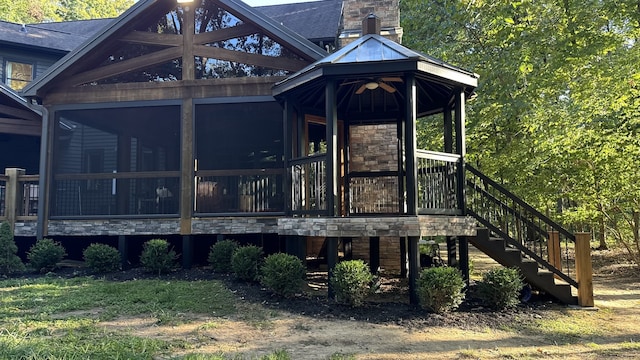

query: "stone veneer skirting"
left=191, top=217, right=279, bottom=234
left=18, top=216, right=475, bottom=238
left=47, top=219, right=181, bottom=236
left=278, top=216, right=477, bottom=237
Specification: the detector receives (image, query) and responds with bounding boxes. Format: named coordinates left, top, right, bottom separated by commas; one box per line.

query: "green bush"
left=27, top=238, right=66, bottom=273
left=208, top=239, right=239, bottom=273
left=260, top=253, right=306, bottom=297
left=329, top=260, right=373, bottom=307
left=83, top=243, right=121, bottom=273
left=0, top=222, right=25, bottom=275
left=476, top=267, right=524, bottom=310
left=231, top=245, right=263, bottom=281
left=417, top=266, right=465, bottom=313
left=140, top=239, right=177, bottom=275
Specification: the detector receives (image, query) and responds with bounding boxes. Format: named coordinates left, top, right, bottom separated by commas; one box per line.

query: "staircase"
left=465, top=165, right=579, bottom=305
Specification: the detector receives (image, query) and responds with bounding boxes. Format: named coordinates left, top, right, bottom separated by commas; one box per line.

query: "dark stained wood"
left=120, top=31, right=182, bottom=47
left=43, top=77, right=285, bottom=105
left=404, top=74, right=417, bottom=215
left=182, top=6, right=195, bottom=82
left=60, top=47, right=184, bottom=87
left=54, top=171, right=181, bottom=180
left=195, top=169, right=284, bottom=177
left=0, top=118, right=41, bottom=136
left=180, top=98, right=193, bottom=234
left=0, top=104, right=41, bottom=121
left=193, top=45, right=308, bottom=72
left=194, top=23, right=259, bottom=44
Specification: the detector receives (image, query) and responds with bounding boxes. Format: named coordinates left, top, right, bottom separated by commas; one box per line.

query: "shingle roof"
left=0, top=19, right=111, bottom=53
left=256, top=0, right=342, bottom=42
left=23, top=0, right=332, bottom=97
left=0, top=1, right=341, bottom=54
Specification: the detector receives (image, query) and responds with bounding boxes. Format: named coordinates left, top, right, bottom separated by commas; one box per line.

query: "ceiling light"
left=364, top=82, right=379, bottom=90
left=177, top=0, right=193, bottom=3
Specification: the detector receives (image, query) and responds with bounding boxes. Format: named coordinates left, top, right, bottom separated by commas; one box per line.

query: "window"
left=5, top=61, right=33, bottom=91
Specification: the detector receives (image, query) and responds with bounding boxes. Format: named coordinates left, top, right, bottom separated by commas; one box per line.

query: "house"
left=5, top=0, right=593, bottom=306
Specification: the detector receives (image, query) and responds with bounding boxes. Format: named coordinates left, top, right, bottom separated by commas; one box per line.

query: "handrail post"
left=547, top=231, right=561, bottom=271
left=5, top=168, right=25, bottom=233
left=575, top=232, right=594, bottom=307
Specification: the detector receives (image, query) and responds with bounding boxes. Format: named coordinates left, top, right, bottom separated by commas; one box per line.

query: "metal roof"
left=273, top=33, right=478, bottom=96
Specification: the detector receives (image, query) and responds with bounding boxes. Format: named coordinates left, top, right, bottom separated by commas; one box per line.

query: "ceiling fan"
left=340, top=77, right=403, bottom=94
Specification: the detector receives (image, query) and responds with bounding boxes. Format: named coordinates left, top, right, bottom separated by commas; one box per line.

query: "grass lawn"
left=0, top=276, right=288, bottom=359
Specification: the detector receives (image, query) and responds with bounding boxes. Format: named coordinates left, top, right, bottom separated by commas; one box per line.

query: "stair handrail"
left=466, top=164, right=575, bottom=242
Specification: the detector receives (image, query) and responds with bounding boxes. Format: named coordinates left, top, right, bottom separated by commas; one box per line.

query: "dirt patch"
left=46, top=248, right=640, bottom=359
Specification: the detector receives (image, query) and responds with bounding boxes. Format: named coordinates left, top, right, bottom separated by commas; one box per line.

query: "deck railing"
left=0, top=169, right=39, bottom=227
left=290, top=154, right=327, bottom=216
left=51, top=172, right=180, bottom=217
left=194, top=169, right=284, bottom=215
left=465, top=164, right=578, bottom=288
left=416, top=150, right=462, bottom=215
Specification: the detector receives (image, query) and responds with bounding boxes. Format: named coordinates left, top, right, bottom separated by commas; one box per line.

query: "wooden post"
left=575, top=232, right=594, bottom=307
left=547, top=231, right=562, bottom=270
left=5, top=168, right=25, bottom=233
left=326, top=237, right=339, bottom=299
left=118, top=235, right=128, bottom=270
left=408, top=236, right=420, bottom=304
left=182, top=235, right=193, bottom=269
left=369, top=236, right=380, bottom=274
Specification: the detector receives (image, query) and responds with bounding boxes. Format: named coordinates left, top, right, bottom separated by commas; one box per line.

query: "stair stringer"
left=469, top=228, right=578, bottom=305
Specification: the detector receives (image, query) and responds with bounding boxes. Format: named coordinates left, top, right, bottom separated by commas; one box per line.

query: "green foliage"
left=0, top=222, right=25, bottom=275
left=231, top=245, right=263, bottom=281
left=0, top=0, right=133, bottom=23
left=27, top=238, right=66, bottom=273
left=208, top=239, right=239, bottom=273
left=139, top=239, right=177, bottom=275
left=0, top=276, right=235, bottom=359
left=417, top=267, right=465, bottom=313
left=83, top=243, right=121, bottom=273
left=260, top=253, right=306, bottom=297
left=329, top=260, right=374, bottom=307
left=476, top=267, right=524, bottom=310
left=402, top=0, right=640, bottom=264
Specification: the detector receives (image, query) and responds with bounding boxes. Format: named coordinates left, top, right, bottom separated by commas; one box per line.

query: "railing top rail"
left=290, top=153, right=326, bottom=166
left=0, top=175, right=8, bottom=182
left=54, top=171, right=182, bottom=180
left=17, top=175, right=39, bottom=182
left=416, top=150, right=461, bottom=163
left=196, top=168, right=284, bottom=177
left=466, top=164, right=575, bottom=241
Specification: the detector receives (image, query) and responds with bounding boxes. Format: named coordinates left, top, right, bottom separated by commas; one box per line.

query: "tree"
left=0, top=222, right=25, bottom=275
left=0, top=0, right=133, bottom=24
left=402, top=0, right=640, bottom=257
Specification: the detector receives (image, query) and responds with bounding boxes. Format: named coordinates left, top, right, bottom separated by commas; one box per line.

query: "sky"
left=243, top=0, right=318, bottom=6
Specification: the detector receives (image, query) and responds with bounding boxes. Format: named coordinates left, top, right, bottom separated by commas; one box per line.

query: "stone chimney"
left=339, top=0, right=403, bottom=47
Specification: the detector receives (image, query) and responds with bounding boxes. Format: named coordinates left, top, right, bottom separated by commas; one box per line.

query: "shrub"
left=83, top=243, right=121, bottom=273
left=476, top=267, right=524, bottom=310
left=329, top=260, right=373, bottom=307
left=0, top=222, right=25, bottom=275
left=231, top=245, right=263, bottom=281
left=417, top=266, right=465, bottom=313
left=27, top=238, right=66, bottom=273
left=260, top=253, right=306, bottom=297
left=208, top=239, right=239, bottom=273
left=140, top=239, right=177, bottom=275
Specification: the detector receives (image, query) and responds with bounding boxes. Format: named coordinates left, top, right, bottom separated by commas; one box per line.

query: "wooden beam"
left=194, top=23, right=259, bottom=44
left=180, top=97, right=194, bottom=235
left=61, top=47, right=184, bottom=87
left=182, top=6, right=195, bottom=81
left=193, top=45, right=308, bottom=72
left=0, top=104, right=40, bottom=121
left=0, top=118, right=41, bottom=136
left=43, top=77, right=283, bottom=105
left=120, top=31, right=182, bottom=47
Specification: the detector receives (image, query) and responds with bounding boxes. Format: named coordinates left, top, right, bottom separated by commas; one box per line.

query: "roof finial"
left=362, top=13, right=381, bottom=35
